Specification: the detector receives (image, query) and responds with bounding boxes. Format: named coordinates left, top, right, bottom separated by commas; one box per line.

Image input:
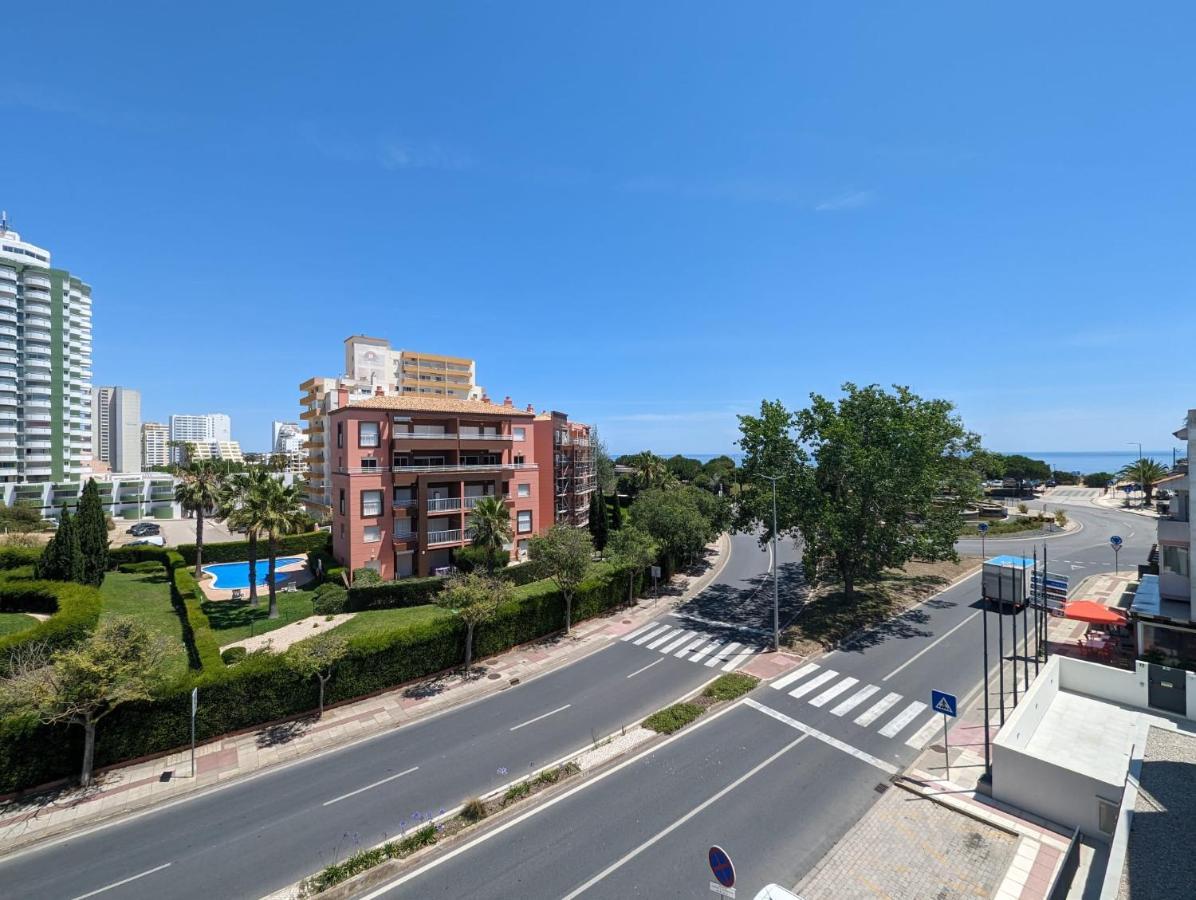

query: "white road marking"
left=669, top=611, right=772, bottom=637
left=878, top=701, right=929, bottom=738
left=625, top=659, right=664, bottom=679
left=646, top=628, right=683, bottom=650
left=322, top=766, right=420, bottom=806
left=688, top=641, right=720, bottom=662
left=659, top=630, right=696, bottom=654
left=632, top=624, right=671, bottom=646
left=882, top=611, right=981, bottom=681
left=771, top=662, right=820, bottom=691
left=675, top=637, right=707, bottom=658
left=809, top=676, right=859, bottom=708
left=357, top=698, right=752, bottom=899
left=905, top=714, right=943, bottom=749
left=721, top=647, right=756, bottom=672
left=621, top=622, right=658, bottom=642
left=70, top=863, right=173, bottom=900
left=706, top=641, right=742, bottom=667
left=788, top=669, right=838, bottom=699
left=831, top=683, right=879, bottom=717
left=855, top=691, right=902, bottom=726
left=558, top=733, right=810, bottom=900
left=509, top=704, right=572, bottom=732
left=745, top=698, right=898, bottom=775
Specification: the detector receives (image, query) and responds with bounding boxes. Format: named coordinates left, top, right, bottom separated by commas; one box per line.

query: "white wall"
left=993, top=741, right=1122, bottom=840
left=1059, top=657, right=1149, bottom=708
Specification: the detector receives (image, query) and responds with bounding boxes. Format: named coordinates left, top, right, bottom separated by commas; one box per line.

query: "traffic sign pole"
left=1110, top=535, right=1123, bottom=574
left=930, top=690, right=958, bottom=781
left=942, top=713, right=950, bottom=780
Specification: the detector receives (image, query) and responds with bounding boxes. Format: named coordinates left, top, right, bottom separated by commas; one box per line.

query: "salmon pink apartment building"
left=328, top=391, right=595, bottom=579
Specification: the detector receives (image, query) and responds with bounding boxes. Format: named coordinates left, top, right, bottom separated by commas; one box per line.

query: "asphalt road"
left=0, top=532, right=782, bottom=900
left=361, top=498, right=1150, bottom=898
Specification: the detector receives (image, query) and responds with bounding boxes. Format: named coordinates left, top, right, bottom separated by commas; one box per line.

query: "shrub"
left=346, top=576, right=446, bottom=611
left=221, top=646, right=247, bottom=665
left=312, top=583, right=348, bottom=615
left=495, top=561, right=541, bottom=587
left=536, top=768, right=561, bottom=785
left=351, top=567, right=383, bottom=587
left=0, top=581, right=103, bottom=675
left=703, top=672, right=760, bottom=702
left=503, top=780, right=532, bottom=804
left=117, top=560, right=166, bottom=575
left=107, top=544, right=171, bottom=570
left=0, top=546, right=42, bottom=572
left=176, top=529, right=329, bottom=566
left=1084, top=471, right=1116, bottom=488
left=299, top=824, right=437, bottom=896
left=167, top=551, right=223, bottom=672
left=1016, top=502, right=1028, bottom=515
left=461, top=797, right=488, bottom=822
left=642, top=702, right=705, bottom=734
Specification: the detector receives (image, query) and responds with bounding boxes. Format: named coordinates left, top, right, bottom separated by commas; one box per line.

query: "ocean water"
left=686, top=450, right=1183, bottom=475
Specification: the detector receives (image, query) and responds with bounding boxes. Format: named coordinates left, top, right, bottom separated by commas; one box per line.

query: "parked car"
left=126, top=522, right=161, bottom=537
left=126, top=535, right=166, bottom=547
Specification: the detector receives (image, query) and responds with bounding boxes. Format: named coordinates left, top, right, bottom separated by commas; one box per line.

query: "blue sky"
left=2, top=2, right=1193, bottom=455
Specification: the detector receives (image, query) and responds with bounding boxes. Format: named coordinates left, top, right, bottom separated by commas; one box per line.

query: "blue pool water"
left=205, top=557, right=305, bottom=590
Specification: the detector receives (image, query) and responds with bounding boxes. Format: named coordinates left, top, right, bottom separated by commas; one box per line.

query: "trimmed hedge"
left=0, top=580, right=103, bottom=675
left=346, top=576, right=445, bottom=612
left=108, top=544, right=172, bottom=569
left=0, top=547, right=42, bottom=572
left=0, top=561, right=646, bottom=794
left=176, top=529, right=330, bottom=566
left=166, top=551, right=223, bottom=672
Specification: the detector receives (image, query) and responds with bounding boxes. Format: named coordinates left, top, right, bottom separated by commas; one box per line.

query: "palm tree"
left=634, top=452, right=669, bottom=491
left=469, top=494, right=512, bottom=573
left=174, top=461, right=223, bottom=576
left=216, top=470, right=272, bottom=606
left=246, top=479, right=308, bottom=619
left=1118, top=458, right=1169, bottom=507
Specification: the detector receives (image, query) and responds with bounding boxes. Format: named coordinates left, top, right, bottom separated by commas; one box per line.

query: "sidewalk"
left=0, top=534, right=731, bottom=854
left=795, top=574, right=1135, bottom=899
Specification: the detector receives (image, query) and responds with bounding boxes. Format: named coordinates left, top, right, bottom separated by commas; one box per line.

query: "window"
left=360, top=458, right=378, bottom=470
left=513, top=427, right=526, bottom=442
left=517, top=483, right=531, bottom=498
left=359, top=421, right=380, bottom=448
left=361, top=490, right=383, bottom=517
left=517, top=539, right=529, bottom=559
left=1098, top=798, right=1119, bottom=835
left=517, top=510, right=532, bottom=534
left=339, top=489, right=345, bottom=516
left=1163, top=545, right=1190, bottom=577
left=514, top=454, right=525, bottom=466
left=336, top=421, right=344, bottom=448
left=363, top=525, right=381, bottom=543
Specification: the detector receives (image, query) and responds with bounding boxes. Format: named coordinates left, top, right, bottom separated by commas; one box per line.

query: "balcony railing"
left=393, top=462, right=537, bottom=474
left=428, top=528, right=471, bottom=545
left=393, top=529, right=417, bottom=541
left=393, top=498, right=417, bottom=509
left=392, top=431, right=514, bottom=442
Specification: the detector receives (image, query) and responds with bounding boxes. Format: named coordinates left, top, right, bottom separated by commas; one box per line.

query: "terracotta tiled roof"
left=347, top=394, right=536, bottom=417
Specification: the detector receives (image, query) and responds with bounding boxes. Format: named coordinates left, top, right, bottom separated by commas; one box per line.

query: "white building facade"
left=141, top=421, right=168, bottom=468
left=0, top=216, right=93, bottom=483
left=169, top=413, right=232, bottom=462
left=91, top=386, right=141, bottom=473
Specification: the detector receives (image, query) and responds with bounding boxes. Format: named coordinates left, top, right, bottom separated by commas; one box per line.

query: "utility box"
left=983, top=555, right=1033, bottom=608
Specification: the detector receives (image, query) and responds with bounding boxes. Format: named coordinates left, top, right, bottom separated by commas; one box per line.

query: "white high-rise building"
left=91, top=386, right=141, bottom=473
left=169, top=413, right=232, bottom=462
left=142, top=422, right=168, bottom=468
left=0, top=215, right=93, bottom=483
left=272, top=420, right=303, bottom=454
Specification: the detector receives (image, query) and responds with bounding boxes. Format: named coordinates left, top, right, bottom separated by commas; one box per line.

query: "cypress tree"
left=77, top=478, right=109, bottom=587
left=589, top=491, right=609, bottom=552
left=36, top=505, right=84, bottom=583
left=610, top=492, right=623, bottom=530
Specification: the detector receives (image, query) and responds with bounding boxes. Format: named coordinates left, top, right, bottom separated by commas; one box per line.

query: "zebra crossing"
left=769, top=663, right=937, bottom=747
left=620, top=621, right=763, bottom=673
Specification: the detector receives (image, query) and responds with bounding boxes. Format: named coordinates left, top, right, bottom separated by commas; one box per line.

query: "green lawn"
left=0, top=611, right=37, bottom=637
left=99, top=570, right=191, bottom=680
left=329, top=605, right=451, bottom=639
left=200, top=586, right=324, bottom=646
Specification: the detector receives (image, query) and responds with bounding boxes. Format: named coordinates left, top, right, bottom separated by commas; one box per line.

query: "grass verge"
left=702, top=672, right=760, bottom=702
left=642, top=702, right=705, bottom=734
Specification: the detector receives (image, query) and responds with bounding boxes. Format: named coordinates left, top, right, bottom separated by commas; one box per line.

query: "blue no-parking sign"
left=931, top=689, right=957, bottom=717
left=709, top=846, right=735, bottom=888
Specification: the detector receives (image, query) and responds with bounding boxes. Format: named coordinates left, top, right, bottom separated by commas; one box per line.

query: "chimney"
left=526, top=403, right=535, bottom=413
left=503, top=396, right=513, bottom=407
left=482, top=393, right=491, bottom=404
left=375, top=385, right=385, bottom=397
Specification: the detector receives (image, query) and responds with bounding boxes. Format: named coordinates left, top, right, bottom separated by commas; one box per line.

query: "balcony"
left=428, top=528, right=470, bottom=545
left=1158, top=516, right=1191, bottom=544
left=393, top=528, right=417, bottom=541
left=393, top=462, right=537, bottom=475
left=335, top=466, right=390, bottom=475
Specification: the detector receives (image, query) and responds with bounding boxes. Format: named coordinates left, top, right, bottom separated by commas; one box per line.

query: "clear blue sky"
left=3, top=2, right=1193, bottom=455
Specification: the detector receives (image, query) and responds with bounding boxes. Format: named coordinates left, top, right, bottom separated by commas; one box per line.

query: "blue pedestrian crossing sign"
left=931, top=690, right=957, bottom=718
left=708, top=846, right=736, bottom=888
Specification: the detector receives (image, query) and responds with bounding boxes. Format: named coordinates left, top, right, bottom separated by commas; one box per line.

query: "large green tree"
left=529, top=525, right=593, bottom=635
left=36, top=505, right=84, bottom=583
left=1118, top=458, right=1169, bottom=506
left=994, top=454, right=1051, bottom=494
left=789, top=383, right=980, bottom=598
left=665, top=455, right=703, bottom=483
left=609, top=492, right=623, bottom=531
left=468, top=494, right=512, bottom=573
left=0, top=618, right=164, bottom=786
left=733, top=400, right=807, bottom=544
left=174, top=461, right=224, bottom=576
left=628, top=488, right=715, bottom=564
left=607, top=525, right=658, bottom=605
left=75, top=479, right=109, bottom=587
left=588, top=490, right=609, bottom=553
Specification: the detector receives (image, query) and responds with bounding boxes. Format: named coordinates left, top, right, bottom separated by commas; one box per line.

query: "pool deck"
left=198, top=558, right=313, bottom=602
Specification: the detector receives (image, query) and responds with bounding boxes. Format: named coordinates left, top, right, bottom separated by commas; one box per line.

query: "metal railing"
left=428, top=528, right=472, bottom=545
left=392, top=462, right=537, bottom=474
left=393, top=529, right=417, bottom=541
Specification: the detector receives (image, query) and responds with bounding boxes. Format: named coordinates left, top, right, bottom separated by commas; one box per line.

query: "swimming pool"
left=204, top=557, right=306, bottom=590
